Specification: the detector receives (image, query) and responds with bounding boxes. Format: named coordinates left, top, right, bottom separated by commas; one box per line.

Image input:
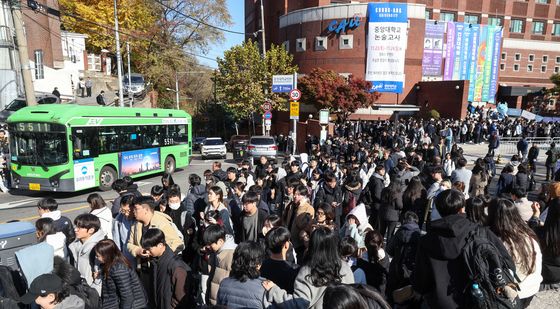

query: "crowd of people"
left=2, top=115, right=560, bottom=309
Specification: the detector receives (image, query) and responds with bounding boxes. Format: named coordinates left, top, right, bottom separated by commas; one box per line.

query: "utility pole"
left=260, top=0, right=266, bottom=56
left=175, top=71, right=180, bottom=110
left=10, top=0, right=35, bottom=105
left=126, top=41, right=132, bottom=107
left=113, top=0, right=124, bottom=107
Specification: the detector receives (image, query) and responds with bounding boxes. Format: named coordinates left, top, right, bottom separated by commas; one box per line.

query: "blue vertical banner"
left=365, top=3, right=408, bottom=93
left=467, top=24, right=481, bottom=100
left=488, top=27, right=503, bottom=103
left=460, top=24, right=472, bottom=80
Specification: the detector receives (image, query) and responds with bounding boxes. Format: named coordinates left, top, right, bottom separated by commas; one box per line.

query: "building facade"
left=246, top=0, right=560, bottom=117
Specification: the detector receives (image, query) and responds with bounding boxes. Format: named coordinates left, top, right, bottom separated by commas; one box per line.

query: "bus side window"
left=72, top=127, right=99, bottom=159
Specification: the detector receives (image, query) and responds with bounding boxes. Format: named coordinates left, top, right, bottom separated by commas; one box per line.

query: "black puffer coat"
left=100, top=262, right=147, bottom=309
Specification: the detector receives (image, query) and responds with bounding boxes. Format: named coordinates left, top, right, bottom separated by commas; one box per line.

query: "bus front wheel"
left=164, top=156, right=176, bottom=174
left=99, top=166, right=117, bottom=191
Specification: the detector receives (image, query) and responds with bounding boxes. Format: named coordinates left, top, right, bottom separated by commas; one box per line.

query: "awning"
left=498, top=86, right=545, bottom=96
left=372, top=104, right=420, bottom=112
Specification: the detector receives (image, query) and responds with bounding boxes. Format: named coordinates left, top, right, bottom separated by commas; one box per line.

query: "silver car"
left=247, top=136, right=277, bottom=160
left=201, top=137, right=227, bottom=160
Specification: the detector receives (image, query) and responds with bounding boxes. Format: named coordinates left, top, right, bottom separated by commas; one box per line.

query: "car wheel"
left=99, top=165, right=117, bottom=191
left=164, top=156, right=176, bottom=174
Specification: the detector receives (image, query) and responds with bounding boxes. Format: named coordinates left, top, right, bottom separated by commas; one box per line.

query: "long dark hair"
left=402, top=176, right=426, bottom=205
left=35, top=217, right=56, bottom=242
left=542, top=198, right=560, bottom=256
left=466, top=196, right=487, bottom=226
left=94, top=239, right=131, bottom=279
left=382, top=181, right=402, bottom=204
left=472, top=159, right=488, bottom=182
left=304, top=226, right=342, bottom=287
left=229, top=241, right=265, bottom=283
left=364, top=230, right=384, bottom=263
left=323, top=284, right=368, bottom=309
left=487, top=198, right=538, bottom=274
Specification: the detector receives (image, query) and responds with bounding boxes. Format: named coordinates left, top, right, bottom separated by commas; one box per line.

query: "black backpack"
left=71, top=278, right=100, bottom=309
left=0, top=266, right=26, bottom=309
left=461, top=227, right=521, bottom=309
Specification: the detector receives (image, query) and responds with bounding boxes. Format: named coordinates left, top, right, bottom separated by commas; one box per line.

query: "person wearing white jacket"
left=35, top=217, right=67, bottom=260
left=487, top=199, right=543, bottom=308
left=87, top=193, right=113, bottom=240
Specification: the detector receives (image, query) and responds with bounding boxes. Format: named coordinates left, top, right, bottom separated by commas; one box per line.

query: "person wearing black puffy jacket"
left=94, top=239, right=148, bottom=309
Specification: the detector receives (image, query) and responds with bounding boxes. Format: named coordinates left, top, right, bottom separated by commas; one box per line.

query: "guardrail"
left=496, top=136, right=560, bottom=158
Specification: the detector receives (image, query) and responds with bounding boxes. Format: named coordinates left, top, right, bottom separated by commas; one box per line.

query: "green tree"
left=299, top=68, right=379, bottom=122
left=551, top=73, right=560, bottom=93
left=214, top=40, right=298, bottom=121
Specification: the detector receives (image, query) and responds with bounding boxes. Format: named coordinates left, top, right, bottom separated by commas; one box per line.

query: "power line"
left=154, top=0, right=251, bottom=36
left=25, top=3, right=218, bottom=63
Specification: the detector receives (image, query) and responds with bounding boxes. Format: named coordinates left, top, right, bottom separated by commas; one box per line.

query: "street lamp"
left=113, top=0, right=124, bottom=107
left=171, top=71, right=205, bottom=110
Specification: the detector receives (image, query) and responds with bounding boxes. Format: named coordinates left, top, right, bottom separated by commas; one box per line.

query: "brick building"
left=246, top=0, right=560, bottom=119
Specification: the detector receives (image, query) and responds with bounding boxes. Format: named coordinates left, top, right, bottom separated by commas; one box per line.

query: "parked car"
left=122, top=73, right=147, bottom=99
left=247, top=136, right=277, bottom=161
left=227, top=135, right=249, bottom=151
left=0, top=94, right=60, bottom=124
left=193, top=136, right=206, bottom=151
left=201, top=137, right=227, bottom=160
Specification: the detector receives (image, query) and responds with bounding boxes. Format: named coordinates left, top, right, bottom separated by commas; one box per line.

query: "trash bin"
left=233, top=143, right=247, bottom=161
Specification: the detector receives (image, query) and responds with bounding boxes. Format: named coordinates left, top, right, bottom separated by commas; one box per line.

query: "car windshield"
left=125, top=76, right=144, bottom=84
left=250, top=137, right=275, bottom=145
left=5, top=99, right=26, bottom=111
left=8, top=123, right=68, bottom=166
left=204, top=139, right=223, bottom=145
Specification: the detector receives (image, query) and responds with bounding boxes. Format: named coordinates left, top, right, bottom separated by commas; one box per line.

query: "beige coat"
left=208, top=236, right=237, bottom=305
left=283, top=199, right=315, bottom=249
left=127, top=211, right=183, bottom=257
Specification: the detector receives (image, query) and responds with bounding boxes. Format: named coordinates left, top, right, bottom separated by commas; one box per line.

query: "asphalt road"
left=0, top=153, right=238, bottom=223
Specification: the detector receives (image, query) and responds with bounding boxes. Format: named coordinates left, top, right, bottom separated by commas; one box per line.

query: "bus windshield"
left=9, top=123, right=68, bottom=166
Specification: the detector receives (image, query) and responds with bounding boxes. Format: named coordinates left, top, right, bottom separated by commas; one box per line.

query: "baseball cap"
left=20, top=274, right=63, bottom=304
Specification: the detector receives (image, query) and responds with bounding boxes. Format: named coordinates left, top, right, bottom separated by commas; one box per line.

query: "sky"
left=197, top=0, right=245, bottom=68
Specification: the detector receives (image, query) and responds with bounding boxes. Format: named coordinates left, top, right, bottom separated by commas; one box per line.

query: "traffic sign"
left=264, top=119, right=271, bottom=126
left=290, top=101, right=299, bottom=120
left=289, top=89, right=302, bottom=101
left=264, top=111, right=272, bottom=120
left=262, top=102, right=272, bottom=112
left=272, top=75, right=294, bottom=93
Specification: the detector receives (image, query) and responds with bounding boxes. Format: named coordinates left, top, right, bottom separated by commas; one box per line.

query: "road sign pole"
left=292, top=72, right=298, bottom=155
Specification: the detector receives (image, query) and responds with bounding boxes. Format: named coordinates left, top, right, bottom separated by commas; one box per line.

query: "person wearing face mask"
left=167, top=187, right=197, bottom=261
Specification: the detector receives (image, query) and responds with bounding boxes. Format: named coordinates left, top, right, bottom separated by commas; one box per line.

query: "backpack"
left=71, top=278, right=101, bottom=309
left=167, top=255, right=199, bottom=307
left=461, top=227, right=521, bottom=309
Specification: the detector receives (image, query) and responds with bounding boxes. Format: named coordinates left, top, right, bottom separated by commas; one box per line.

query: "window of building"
left=532, top=21, right=545, bottom=34
left=464, top=15, right=479, bottom=24
left=541, top=65, right=547, bottom=73
left=488, top=17, right=502, bottom=26
left=439, top=12, right=455, bottom=22
left=515, top=53, right=521, bottom=61
left=87, top=54, right=101, bottom=71
left=535, top=0, right=548, bottom=3
left=296, top=38, right=306, bottom=52
left=543, top=55, right=549, bottom=62
left=339, top=35, right=353, bottom=50
left=529, top=54, right=535, bottom=62
left=527, top=64, right=533, bottom=72
left=425, top=10, right=431, bottom=20
left=513, top=64, right=520, bottom=71
left=510, top=19, right=524, bottom=33
left=555, top=66, right=560, bottom=73
left=34, top=50, right=44, bottom=80
left=556, top=56, right=560, bottom=63
left=315, top=37, right=327, bottom=51
left=501, top=52, right=507, bottom=60
left=553, top=23, right=560, bottom=36
left=500, top=63, right=505, bottom=71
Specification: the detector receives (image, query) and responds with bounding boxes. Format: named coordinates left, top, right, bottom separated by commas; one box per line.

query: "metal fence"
left=496, top=136, right=560, bottom=158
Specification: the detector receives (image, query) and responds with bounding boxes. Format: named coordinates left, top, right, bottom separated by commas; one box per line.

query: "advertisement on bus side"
left=118, top=148, right=161, bottom=177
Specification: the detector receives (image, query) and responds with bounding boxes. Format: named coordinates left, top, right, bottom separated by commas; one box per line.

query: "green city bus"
left=7, top=105, right=192, bottom=192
